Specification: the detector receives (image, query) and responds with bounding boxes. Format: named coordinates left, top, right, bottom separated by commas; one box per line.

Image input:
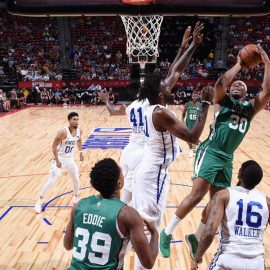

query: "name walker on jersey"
left=234, top=225, right=261, bottom=238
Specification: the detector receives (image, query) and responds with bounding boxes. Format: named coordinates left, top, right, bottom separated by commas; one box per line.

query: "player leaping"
left=159, top=44, right=270, bottom=259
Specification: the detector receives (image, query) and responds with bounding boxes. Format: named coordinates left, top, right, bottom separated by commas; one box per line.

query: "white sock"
left=194, top=221, right=206, bottom=240
left=165, top=214, right=181, bottom=235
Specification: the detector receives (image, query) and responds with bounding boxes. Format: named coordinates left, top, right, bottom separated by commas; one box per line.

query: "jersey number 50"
left=73, top=227, right=112, bottom=265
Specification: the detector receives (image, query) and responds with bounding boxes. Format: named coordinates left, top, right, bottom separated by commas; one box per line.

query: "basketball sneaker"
left=72, top=195, right=79, bottom=204
left=159, top=229, right=172, bottom=258
left=35, top=200, right=42, bottom=214
left=185, top=233, right=199, bottom=259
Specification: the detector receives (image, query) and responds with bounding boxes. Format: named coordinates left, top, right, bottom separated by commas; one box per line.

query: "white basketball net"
left=120, top=15, right=163, bottom=59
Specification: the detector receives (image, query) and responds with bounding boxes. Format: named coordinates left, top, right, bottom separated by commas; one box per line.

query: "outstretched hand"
left=192, top=22, right=204, bottom=45
left=201, top=85, right=214, bottom=103
left=181, top=26, right=192, bottom=50
left=237, top=52, right=249, bottom=72
left=257, top=44, right=270, bottom=64
left=98, top=90, right=109, bottom=102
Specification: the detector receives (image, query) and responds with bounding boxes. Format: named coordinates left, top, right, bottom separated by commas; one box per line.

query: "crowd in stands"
left=0, top=85, right=117, bottom=112
left=1, top=9, right=270, bottom=114
left=69, top=16, right=218, bottom=81
left=0, top=9, right=62, bottom=83
left=227, top=16, right=270, bottom=81
left=70, top=17, right=130, bottom=81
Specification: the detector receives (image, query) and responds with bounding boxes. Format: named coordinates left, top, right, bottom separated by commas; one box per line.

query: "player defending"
left=132, top=22, right=214, bottom=269
left=182, top=91, right=201, bottom=157
left=98, top=26, right=193, bottom=204
left=64, top=158, right=159, bottom=270
left=191, top=160, right=270, bottom=270
left=35, top=112, right=83, bottom=213
left=160, top=44, right=270, bottom=259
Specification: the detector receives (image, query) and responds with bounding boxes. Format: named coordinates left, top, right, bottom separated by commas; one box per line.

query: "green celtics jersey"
left=207, top=95, right=254, bottom=154
left=186, top=101, right=201, bottom=129
left=69, top=195, right=126, bottom=270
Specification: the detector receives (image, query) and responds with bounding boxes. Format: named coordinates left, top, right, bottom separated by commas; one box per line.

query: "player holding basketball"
left=35, top=112, right=83, bottom=213
left=64, top=158, right=159, bottom=270
left=132, top=22, right=214, bottom=269
left=182, top=91, right=201, bottom=157
left=159, top=44, right=270, bottom=259
left=191, top=160, right=270, bottom=270
left=98, top=25, right=193, bottom=204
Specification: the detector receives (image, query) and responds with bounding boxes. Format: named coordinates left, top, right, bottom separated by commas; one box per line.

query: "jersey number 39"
left=73, top=227, right=112, bottom=265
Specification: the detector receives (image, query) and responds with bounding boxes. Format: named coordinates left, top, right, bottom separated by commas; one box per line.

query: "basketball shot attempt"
left=35, top=112, right=83, bottom=213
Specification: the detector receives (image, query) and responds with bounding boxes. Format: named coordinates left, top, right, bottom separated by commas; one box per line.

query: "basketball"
left=239, top=44, right=262, bottom=67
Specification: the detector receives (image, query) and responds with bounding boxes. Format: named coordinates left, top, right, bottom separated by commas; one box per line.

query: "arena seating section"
left=0, top=8, right=269, bottom=107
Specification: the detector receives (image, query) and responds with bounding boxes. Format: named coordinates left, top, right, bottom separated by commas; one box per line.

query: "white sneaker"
left=72, top=196, right=79, bottom=204
left=188, top=149, right=194, bottom=158
left=35, top=200, right=42, bottom=213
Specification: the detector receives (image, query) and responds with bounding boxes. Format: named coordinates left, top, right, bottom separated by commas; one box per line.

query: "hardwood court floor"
left=0, top=105, right=270, bottom=270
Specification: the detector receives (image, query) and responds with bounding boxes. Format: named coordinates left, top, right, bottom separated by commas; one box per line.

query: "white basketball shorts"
left=132, top=162, right=170, bottom=227
left=208, top=253, right=265, bottom=270
left=120, top=143, right=144, bottom=193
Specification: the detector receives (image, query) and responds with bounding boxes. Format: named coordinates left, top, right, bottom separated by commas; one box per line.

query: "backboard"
left=7, top=0, right=270, bottom=16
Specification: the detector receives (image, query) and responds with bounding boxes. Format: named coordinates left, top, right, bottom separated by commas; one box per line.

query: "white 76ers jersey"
left=219, top=186, right=269, bottom=257
left=125, top=99, right=149, bottom=146
left=143, top=105, right=180, bottom=166
left=57, top=127, right=80, bottom=158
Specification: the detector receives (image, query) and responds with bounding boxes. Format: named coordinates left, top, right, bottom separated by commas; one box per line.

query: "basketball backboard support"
left=7, top=0, right=270, bottom=16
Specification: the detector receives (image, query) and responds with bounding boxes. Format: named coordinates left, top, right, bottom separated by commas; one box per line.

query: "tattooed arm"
left=191, top=190, right=230, bottom=270
left=213, top=58, right=242, bottom=104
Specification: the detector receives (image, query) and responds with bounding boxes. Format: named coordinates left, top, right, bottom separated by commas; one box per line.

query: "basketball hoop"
left=120, top=15, right=163, bottom=63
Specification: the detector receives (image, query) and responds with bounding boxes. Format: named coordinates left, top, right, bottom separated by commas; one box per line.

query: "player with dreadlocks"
left=131, top=22, right=214, bottom=270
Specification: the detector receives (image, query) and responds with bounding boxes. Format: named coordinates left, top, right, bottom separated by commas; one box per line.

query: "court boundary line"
left=0, top=183, right=206, bottom=222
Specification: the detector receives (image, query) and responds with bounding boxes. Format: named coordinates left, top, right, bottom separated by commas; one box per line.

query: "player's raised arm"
left=154, top=86, right=213, bottom=144
left=52, top=128, right=67, bottom=168
left=164, top=22, right=203, bottom=89
left=251, top=45, right=270, bottom=115
left=98, top=89, right=126, bottom=115
left=165, top=26, right=192, bottom=80
left=118, top=206, right=159, bottom=269
left=191, top=190, right=229, bottom=270
left=213, top=56, right=242, bottom=104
